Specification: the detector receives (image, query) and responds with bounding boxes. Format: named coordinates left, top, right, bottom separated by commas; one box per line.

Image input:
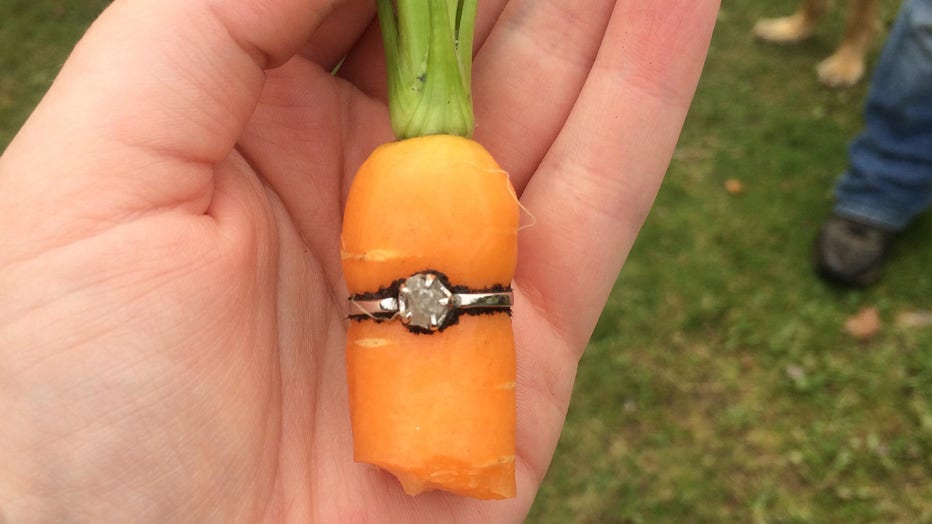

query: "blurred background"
left=3, top=0, right=931, bottom=522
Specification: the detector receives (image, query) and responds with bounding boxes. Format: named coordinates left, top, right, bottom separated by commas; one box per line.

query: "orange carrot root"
left=347, top=316, right=516, bottom=499
left=341, top=134, right=519, bottom=498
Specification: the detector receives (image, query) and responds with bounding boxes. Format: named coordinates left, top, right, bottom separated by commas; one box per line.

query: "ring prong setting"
left=398, top=272, right=455, bottom=331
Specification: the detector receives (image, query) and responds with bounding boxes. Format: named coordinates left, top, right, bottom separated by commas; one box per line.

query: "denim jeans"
left=834, top=0, right=932, bottom=231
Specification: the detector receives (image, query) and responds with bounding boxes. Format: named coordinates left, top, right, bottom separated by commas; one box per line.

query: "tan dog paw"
left=754, top=13, right=816, bottom=43
left=817, top=48, right=866, bottom=87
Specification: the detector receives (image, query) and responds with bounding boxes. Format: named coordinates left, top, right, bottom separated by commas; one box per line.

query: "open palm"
left=0, top=0, right=718, bottom=521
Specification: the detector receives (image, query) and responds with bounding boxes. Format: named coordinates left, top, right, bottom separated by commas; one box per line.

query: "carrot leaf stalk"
left=377, top=0, right=477, bottom=139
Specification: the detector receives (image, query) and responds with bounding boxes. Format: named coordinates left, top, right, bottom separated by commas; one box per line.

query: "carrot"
left=340, top=0, right=520, bottom=499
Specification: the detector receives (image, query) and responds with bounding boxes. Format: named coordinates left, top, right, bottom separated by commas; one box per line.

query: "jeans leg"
left=834, top=0, right=932, bottom=231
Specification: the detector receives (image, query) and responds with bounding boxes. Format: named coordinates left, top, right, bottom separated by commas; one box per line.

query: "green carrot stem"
left=377, top=0, right=477, bottom=139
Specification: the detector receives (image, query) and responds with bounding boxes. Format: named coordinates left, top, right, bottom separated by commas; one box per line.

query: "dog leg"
left=754, top=0, right=830, bottom=43
left=817, top=0, right=880, bottom=87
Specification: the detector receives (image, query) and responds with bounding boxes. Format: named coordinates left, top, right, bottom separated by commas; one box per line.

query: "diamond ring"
left=348, top=271, right=513, bottom=332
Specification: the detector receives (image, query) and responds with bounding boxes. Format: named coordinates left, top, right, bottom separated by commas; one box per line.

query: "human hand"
left=0, top=0, right=718, bottom=521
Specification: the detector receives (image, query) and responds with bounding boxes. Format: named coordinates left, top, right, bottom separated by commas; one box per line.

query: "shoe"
left=814, top=214, right=895, bottom=287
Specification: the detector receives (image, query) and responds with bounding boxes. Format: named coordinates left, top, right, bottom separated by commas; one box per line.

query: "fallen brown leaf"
left=844, top=306, right=881, bottom=341
left=725, top=179, right=745, bottom=195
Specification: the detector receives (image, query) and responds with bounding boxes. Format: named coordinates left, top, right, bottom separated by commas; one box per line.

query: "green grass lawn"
left=531, top=1, right=932, bottom=522
left=4, top=1, right=932, bottom=522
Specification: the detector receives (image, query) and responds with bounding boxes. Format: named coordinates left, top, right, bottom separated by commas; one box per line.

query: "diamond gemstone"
left=398, top=273, right=454, bottom=330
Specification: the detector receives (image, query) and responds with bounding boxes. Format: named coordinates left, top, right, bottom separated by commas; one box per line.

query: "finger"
left=0, top=0, right=345, bottom=220
left=330, top=19, right=385, bottom=99
left=519, top=0, right=720, bottom=350
left=508, top=0, right=720, bottom=493
left=471, top=0, right=616, bottom=193
left=298, top=0, right=376, bottom=72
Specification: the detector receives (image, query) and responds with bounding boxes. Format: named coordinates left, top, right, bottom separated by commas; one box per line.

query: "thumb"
left=0, top=0, right=344, bottom=221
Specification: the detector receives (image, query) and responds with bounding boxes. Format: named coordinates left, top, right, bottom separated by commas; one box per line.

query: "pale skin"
left=0, top=0, right=719, bottom=522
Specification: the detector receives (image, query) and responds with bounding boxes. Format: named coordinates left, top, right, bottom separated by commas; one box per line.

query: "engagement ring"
left=348, top=271, right=513, bottom=332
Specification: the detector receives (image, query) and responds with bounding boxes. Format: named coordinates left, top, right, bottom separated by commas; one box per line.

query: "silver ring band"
left=348, top=272, right=513, bottom=332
